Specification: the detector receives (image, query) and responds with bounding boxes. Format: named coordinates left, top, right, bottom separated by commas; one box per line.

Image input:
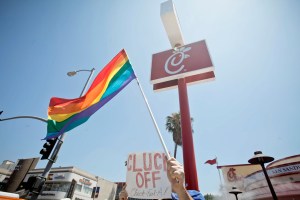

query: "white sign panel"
left=126, top=152, right=171, bottom=199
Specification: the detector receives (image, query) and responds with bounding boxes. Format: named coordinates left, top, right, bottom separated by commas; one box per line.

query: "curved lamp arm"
left=0, top=115, right=47, bottom=123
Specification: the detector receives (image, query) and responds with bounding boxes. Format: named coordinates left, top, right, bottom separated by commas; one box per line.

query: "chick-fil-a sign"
left=151, top=40, right=215, bottom=91
left=126, top=152, right=171, bottom=199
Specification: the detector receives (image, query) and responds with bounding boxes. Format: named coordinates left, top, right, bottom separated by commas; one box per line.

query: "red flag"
left=205, top=158, right=217, bottom=165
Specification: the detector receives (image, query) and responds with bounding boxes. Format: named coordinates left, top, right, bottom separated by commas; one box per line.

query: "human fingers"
left=167, top=158, right=182, bottom=167
left=168, top=160, right=183, bottom=173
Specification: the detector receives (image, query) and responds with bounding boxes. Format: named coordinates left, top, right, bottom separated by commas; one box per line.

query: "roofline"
left=217, top=163, right=259, bottom=169
left=266, top=154, right=300, bottom=168
left=28, top=166, right=98, bottom=181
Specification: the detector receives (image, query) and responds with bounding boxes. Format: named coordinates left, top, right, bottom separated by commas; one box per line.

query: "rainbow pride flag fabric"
left=45, top=49, right=136, bottom=139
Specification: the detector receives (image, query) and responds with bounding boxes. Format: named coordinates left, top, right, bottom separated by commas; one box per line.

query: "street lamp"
left=29, top=67, right=96, bottom=200
left=67, top=69, right=95, bottom=77
left=229, top=187, right=242, bottom=200
left=67, top=68, right=95, bottom=97
left=248, top=151, right=278, bottom=200
left=0, top=68, right=96, bottom=200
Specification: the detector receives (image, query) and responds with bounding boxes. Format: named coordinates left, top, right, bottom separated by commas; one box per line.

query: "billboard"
left=217, top=164, right=261, bottom=191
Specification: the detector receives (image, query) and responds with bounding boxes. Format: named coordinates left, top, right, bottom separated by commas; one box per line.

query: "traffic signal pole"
left=30, top=135, right=65, bottom=200
left=30, top=68, right=95, bottom=200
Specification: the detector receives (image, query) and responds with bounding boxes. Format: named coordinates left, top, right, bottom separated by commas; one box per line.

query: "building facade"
left=218, top=154, right=300, bottom=200
left=0, top=160, right=16, bottom=183
left=23, top=166, right=117, bottom=200
left=243, top=154, right=300, bottom=200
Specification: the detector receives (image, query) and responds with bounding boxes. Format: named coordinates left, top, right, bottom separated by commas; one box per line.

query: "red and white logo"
left=151, top=40, right=215, bottom=91
left=164, top=46, right=191, bottom=75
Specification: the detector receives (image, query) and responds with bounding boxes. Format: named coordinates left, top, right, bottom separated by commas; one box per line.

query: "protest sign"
left=126, top=152, right=171, bottom=199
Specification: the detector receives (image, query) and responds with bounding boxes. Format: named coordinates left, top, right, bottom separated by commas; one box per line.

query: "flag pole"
left=216, top=157, right=222, bottom=185
left=134, top=77, right=171, bottom=159
left=124, top=50, right=170, bottom=159
left=216, top=158, right=229, bottom=200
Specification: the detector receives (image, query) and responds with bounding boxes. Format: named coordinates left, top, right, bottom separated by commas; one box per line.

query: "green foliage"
left=165, top=112, right=193, bottom=158
left=204, top=193, right=214, bottom=200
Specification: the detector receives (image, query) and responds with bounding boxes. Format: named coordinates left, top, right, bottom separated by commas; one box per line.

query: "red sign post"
left=151, top=40, right=215, bottom=191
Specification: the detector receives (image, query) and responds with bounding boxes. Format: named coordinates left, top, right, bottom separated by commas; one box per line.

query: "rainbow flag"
left=45, top=49, right=136, bottom=139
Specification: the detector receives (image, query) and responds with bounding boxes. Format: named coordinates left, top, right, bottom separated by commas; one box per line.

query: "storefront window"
left=43, top=183, right=52, bottom=191
left=75, top=184, right=82, bottom=192
left=42, top=182, right=71, bottom=192
left=83, top=186, right=93, bottom=195
left=51, top=183, right=60, bottom=191
left=58, top=183, right=71, bottom=192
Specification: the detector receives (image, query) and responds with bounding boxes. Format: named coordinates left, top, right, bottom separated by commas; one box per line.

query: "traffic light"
left=40, top=138, right=58, bottom=160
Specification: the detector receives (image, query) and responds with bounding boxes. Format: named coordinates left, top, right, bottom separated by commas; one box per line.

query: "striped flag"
left=46, top=49, right=136, bottom=139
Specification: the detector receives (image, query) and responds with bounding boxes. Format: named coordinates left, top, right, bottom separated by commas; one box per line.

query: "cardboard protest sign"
left=126, top=152, right=171, bottom=199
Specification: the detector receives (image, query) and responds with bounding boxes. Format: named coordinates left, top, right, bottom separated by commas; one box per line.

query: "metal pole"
left=0, top=116, right=47, bottom=123
left=216, top=158, right=222, bottom=186
left=178, top=78, right=199, bottom=191
left=135, top=77, right=171, bottom=159
left=30, top=68, right=95, bottom=200
left=79, top=68, right=95, bottom=97
left=216, top=158, right=229, bottom=200
left=234, top=194, right=238, bottom=200
left=260, top=163, right=278, bottom=200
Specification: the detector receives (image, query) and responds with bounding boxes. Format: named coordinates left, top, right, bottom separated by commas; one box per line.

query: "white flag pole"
left=134, top=77, right=171, bottom=159
left=125, top=49, right=170, bottom=159
left=216, top=157, right=223, bottom=185
left=216, top=157, right=229, bottom=200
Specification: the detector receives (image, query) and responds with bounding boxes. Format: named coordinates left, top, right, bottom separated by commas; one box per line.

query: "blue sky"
left=0, top=0, right=299, bottom=195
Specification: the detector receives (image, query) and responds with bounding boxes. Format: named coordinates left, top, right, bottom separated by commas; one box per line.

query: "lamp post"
left=0, top=68, right=95, bottom=199
left=28, top=67, right=95, bottom=200
left=67, top=68, right=95, bottom=96
left=229, top=187, right=242, bottom=200
left=248, top=151, right=278, bottom=200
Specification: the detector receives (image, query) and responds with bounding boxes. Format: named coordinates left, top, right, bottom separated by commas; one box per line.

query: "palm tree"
left=165, top=112, right=193, bottom=158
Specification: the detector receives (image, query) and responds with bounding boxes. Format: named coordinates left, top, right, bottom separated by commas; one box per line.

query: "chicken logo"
left=164, top=46, right=191, bottom=75
left=227, top=168, right=238, bottom=182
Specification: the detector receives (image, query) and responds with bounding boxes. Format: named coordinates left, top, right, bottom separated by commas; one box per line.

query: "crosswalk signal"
left=40, top=138, right=58, bottom=160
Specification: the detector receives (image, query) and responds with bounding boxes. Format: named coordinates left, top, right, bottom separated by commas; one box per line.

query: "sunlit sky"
left=0, top=0, right=299, bottom=195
